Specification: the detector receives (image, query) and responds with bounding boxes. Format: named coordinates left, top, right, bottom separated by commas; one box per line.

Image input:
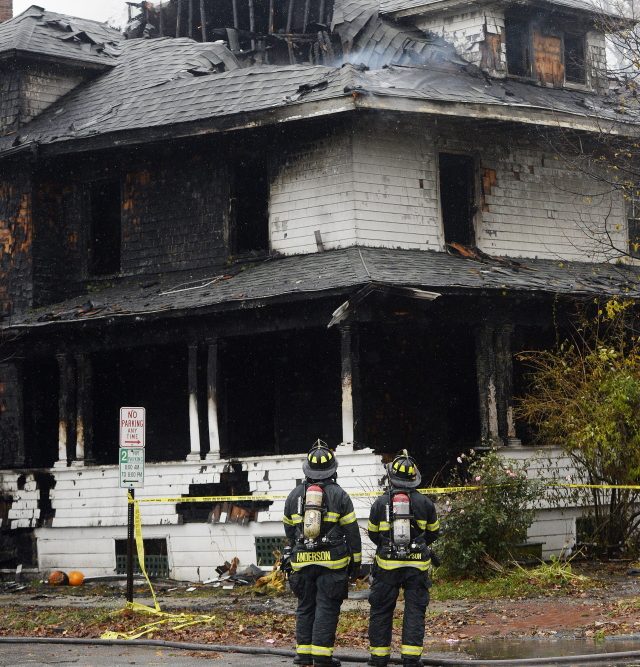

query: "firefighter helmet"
left=302, top=439, right=338, bottom=480
left=387, top=449, right=421, bottom=489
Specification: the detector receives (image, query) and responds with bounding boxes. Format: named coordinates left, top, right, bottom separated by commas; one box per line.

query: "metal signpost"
left=119, top=407, right=145, bottom=603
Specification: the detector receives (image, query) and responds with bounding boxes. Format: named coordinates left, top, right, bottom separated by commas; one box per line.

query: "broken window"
left=564, top=33, right=586, bottom=84
left=505, top=13, right=531, bottom=77
left=439, top=153, right=476, bottom=247
left=628, top=195, right=640, bottom=258
left=115, top=538, right=169, bottom=577
left=87, top=178, right=121, bottom=276
left=23, top=356, right=59, bottom=469
left=228, top=151, right=270, bottom=256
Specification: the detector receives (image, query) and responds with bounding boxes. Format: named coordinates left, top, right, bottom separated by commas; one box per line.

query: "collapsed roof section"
left=0, top=5, right=123, bottom=68
left=8, top=246, right=640, bottom=329
left=0, top=0, right=639, bottom=157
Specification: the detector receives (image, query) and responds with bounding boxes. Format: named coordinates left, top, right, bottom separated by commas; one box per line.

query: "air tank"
left=392, top=492, right=411, bottom=547
left=303, top=484, right=324, bottom=540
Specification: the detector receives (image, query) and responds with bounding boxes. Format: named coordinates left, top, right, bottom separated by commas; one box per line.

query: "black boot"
left=403, top=660, right=423, bottom=667
left=367, top=657, right=389, bottom=666
left=293, top=655, right=313, bottom=666
left=313, top=659, right=341, bottom=667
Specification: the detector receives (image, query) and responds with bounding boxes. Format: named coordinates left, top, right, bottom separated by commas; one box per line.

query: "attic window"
left=88, top=179, right=122, bottom=276
left=564, top=33, right=586, bottom=84
left=229, top=152, right=269, bottom=256
left=439, top=153, right=476, bottom=247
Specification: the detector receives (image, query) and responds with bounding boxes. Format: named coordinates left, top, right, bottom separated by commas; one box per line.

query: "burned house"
left=0, top=0, right=639, bottom=578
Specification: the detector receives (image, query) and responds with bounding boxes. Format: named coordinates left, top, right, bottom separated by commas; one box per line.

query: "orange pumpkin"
left=68, top=571, right=85, bottom=587
left=48, top=570, right=68, bottom=586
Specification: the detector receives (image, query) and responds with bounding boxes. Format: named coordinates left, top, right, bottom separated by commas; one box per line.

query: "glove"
left=429, top=549, right=441, bottom=567
left=348, top=560, right=361, bottom=581
left=280, top=546, right=293, bottom=575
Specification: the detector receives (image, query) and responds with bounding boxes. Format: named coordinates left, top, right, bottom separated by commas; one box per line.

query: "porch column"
left=186, top=342, right=202, bottom=461
left=475, top=324, right=500, bottom=447
left=54, top=353, right=76, bottom=468
left=340, top=324, right=361, bottom=450
left=496, top=324, right=520, bottom=446
left=475, top=322, right=519, bottom=447
left=73, top=353, right=93, bottom=466
left=0, top=360, right=26, bottom=467
left=204, top=339, right=221, bottom=461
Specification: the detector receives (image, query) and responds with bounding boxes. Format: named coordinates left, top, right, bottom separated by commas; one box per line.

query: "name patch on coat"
left=295, top=550, right=331, bottom=562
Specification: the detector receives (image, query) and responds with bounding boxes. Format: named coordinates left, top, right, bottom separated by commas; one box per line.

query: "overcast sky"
left=14, top=0, right=128, bottom=24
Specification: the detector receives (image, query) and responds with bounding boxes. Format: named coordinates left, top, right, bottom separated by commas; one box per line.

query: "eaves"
left=354, top=94, right=640, bottom=137
left=35, top=96, right=358, bottom=158
left=0, top=49, right=115, bottom=72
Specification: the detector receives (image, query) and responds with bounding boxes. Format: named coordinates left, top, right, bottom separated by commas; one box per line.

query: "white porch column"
left=54, top=353, right=75, bottom=468
left=186, top=342, right=202, bottom=461
left=205, top=339, right=221, bottom=461
left=339, top=324, right=360, bottom=451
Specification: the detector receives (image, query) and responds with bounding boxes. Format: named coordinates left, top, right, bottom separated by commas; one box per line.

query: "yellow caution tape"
left=133, top=493, right=160, bottom=612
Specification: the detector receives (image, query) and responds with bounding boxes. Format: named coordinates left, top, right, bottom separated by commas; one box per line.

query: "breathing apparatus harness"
left=379, top=485, right=424, bottom=559
left=295, top=479, right=342, bottom=551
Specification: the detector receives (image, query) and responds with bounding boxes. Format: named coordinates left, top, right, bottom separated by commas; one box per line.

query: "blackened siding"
left=0, top=166, right=33, bottom=316
left=121, top=154, right=227, bottom=274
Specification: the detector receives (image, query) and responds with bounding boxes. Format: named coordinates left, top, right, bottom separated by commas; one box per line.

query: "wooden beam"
left=176, top=0, right=182, bottom=36
left=286, top=0, right=294, bottom=33
left=159, top=0, right=164, bottom=36
left=303, top=0, right=310, bottom=32
left=200, top=0, right=208, bottom=41
left=319, top=0, right=325, bottom=25
left=268, top=0, right=274, bottom=33
left=232, top=0, right=239, bottom=28
left=249, top=0, right=255, bottom=50
left=188, top=0, right=193, bottom=38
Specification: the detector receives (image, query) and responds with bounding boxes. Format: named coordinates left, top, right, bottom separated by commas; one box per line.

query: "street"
left=0, top=643, right=291, bottom=666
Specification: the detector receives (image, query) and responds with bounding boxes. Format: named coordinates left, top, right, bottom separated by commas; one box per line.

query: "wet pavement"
left=2, top=638, right=640, bottom=666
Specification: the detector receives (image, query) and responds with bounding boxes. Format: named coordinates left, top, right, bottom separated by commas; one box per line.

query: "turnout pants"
left=289, top=565, right=349, bottom=665
left=368, top=567, right=430, bottom=665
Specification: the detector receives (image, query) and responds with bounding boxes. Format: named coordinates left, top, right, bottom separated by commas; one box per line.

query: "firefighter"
left=367, top=451, right=440, bottom=667
left=282, top=440, right=362, bottom=667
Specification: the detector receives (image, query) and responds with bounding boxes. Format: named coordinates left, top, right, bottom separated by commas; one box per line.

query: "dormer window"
left=505, top=10, right=587, bottom=87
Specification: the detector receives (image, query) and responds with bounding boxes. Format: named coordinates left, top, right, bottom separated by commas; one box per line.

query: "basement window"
left=439, top=153, right=476, bottom=247
left=115, top=538, right=169, bottom=578
left=564, top=33, right=586, bottom=84
left=88, top=179, right=122, bottom=276
left=229, top=153, right=269, bottom=256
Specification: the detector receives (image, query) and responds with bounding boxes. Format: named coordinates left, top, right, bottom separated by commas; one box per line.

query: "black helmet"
left=387, top=449, right=421, bottom=489
left=302, top=440, right=338, bottom=480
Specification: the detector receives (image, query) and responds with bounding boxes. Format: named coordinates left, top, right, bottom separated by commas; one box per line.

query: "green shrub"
left=437, top=449, right=542, bottom=577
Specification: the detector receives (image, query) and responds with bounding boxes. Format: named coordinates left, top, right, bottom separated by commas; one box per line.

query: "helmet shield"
left=302, top=439, right=338, bottom=480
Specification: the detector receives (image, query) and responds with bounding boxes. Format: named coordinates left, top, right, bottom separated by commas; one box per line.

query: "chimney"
left=0, top=0, right=12, bottom=22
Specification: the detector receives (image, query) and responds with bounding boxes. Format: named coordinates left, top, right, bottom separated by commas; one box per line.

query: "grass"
left=431, top=559, right=596, bottom=601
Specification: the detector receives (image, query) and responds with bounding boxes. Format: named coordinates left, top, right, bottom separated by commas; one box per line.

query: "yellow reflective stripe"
left=312, top=645, right=333, bottom=657
left=427, top=519, right=440, bottom=531
left=352, top=552, right=362, bottom=563
left=339, top=511, right=356, bottom=526
left=324, top=512, right=340, bottom=523
left=291, top=513, right=303, bottom=524
left=291, top=556, right=350, bottom=571
left=283, top=515, right=295, bottom=526
left=416, top=519, right=427, bottom=530
left=401, top=645, right=423, bottom=656
left=378, top=521, right=391, bottom=531
left=326, top=512, right=340, bottom=519
left=296, top=645, right=312, bottom=655
left=370, top=646, right=391, bottom=657
left=367, top=521, right=379, bottom=532
left=375, top=554, right=430, bottom=571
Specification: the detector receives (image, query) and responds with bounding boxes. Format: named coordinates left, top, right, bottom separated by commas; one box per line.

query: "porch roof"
left=7, top=247, right=640, bottom=329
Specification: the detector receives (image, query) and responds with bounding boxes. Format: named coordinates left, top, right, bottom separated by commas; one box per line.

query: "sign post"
left=119, top=407, right=145, bottom=604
